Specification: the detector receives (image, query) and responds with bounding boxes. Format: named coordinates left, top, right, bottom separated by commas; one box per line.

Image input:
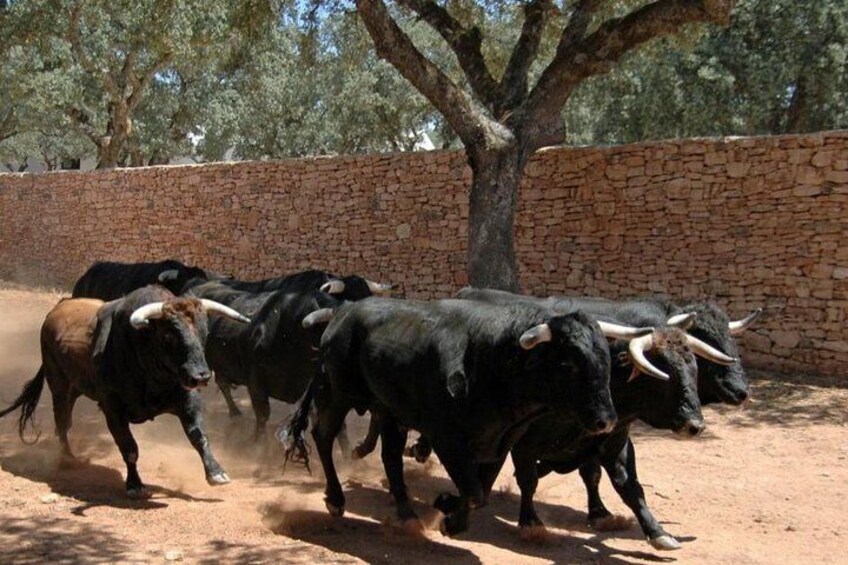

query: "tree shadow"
left=707, top=376, right=848, bottom=429
left=0, top=446, right=222, bottom=516
left=195, top=539, right=354, bottom=565
left=0, top=515, right=142, bottom=564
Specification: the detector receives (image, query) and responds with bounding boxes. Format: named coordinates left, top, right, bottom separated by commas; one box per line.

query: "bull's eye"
left=163, top=331, right=179, bottom=346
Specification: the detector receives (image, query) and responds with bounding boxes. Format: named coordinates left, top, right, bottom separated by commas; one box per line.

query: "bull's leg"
left=312, top=398, right=350, bottom=516
left=430, top=437, right=484, bottom=537
left=478, top=456, right=506, bottom=498
left=511, top=447, right=545, bottom=531
left=49, top=381, right=80, bottom=463
left=378, top=412, right=418, bottom=525
left=177, top=391, right=230, bottom=486
left=217, top=375, right=242, bottom=417
left=352, top=409, right=382, bottom=460
left=404, top=434, right=433, bottom=463
left=103, top=410, right=148, bottom=498
left=310, top=406, right=354, bottom=459
left=246, top=383, right=271, bottom=441
left=601, top=437, right=681, bottom=551
left=579, top=462, right=616, bottom=526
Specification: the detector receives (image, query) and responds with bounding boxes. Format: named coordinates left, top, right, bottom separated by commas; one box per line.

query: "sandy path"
left=0, top=286, right=845, bottom=564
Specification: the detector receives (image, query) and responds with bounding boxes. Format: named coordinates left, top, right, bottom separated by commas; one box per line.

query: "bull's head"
left=518, top=312, right=618, bottom=435
left=130, top=298, right=250, bottom=390
left=319, top=275, right=396, bottom=301
left=678, top=303, right=761, bottom=406
left=612, top=328, right=707, bottom=437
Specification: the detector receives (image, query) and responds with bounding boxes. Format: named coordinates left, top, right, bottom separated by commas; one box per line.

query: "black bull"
left=71, top=259, right=215, bottom=300
left=193, top=270, right=393, bottom=419
left=457, top=288, right=761, bottom=406
left=0, top=286, right=250, bottom=497
left=284, top=297, right=625, bottom=537
left=455, top=287, right=748, bottom=550
left=182, top=280, right=345, bottom=442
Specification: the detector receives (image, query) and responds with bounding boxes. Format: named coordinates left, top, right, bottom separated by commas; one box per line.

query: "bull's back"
left=41, top=298, right=102, bottom=386
left=71, top=262, right=153, bottom=300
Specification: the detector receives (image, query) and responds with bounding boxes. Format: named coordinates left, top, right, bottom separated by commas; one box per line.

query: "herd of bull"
left=0, top=259, right=762, bottom=551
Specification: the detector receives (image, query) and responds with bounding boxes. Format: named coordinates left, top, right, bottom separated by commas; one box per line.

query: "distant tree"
left=564, top=0, right=848, bottom=144
left=0, top=0, right=268, bottom=168
left=200, top=10, right=437, bottom=160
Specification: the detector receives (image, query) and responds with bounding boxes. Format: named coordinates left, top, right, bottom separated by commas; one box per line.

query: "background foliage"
left=0, top=0, right=845, bottom=170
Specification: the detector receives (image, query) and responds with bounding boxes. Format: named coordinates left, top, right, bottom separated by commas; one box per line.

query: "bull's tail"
left=276, top=378, right=317, bottom=473
left=0, top=367, right=46, bottom=444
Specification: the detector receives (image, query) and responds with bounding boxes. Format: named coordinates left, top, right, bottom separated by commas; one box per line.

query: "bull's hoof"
left=126, top=486, right=151, bottom=499
left=438, top=512, right=468, bottom=538
left=433, top=492, right=461, bottom=515
left=207, top=471, right=231, bottom=486
left=228, top=410, right=243, bottom=418
left=325, top=501, right=345, bottom=517
left=649, top=534, right=682, bottom=551
left=404, top=444, right=431, bottom=463
left=519, top=524, right=550, bottom=544
left=590, top=514, right=634, bottom=532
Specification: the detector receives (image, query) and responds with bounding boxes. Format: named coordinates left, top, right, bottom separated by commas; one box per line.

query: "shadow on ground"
left=0, top=444, right=222, bottom=516
left=0, top=515, right=139, bottom=564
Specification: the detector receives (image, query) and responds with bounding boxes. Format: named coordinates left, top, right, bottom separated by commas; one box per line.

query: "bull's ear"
left=446, top=371, right=469, bottom=399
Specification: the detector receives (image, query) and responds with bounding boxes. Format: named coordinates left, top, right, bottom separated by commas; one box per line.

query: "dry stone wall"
left=0, top=131, right=846, bottom=377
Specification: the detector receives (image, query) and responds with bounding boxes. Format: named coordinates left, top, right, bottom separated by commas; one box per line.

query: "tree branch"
left=355, top=0, right=507, bottom=148
left=67, top=4, right=120, bottom=98
left=64, top=106, right=102, bottom=147
left=127, top=52, right=172, bottom=111
left=497, top=0, right=554, bottom=115
left=0, top=108, right=18, bottom=142
left=397, top=0, right=500, bottom=108
left=524, top=0, right=733, bottom=144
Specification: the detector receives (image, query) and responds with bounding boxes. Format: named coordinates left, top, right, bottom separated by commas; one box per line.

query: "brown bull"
left=0, top=285, right=249, bottom=498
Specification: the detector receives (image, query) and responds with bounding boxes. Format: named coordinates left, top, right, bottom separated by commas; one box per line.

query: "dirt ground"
left=0, top=286, right=845, bottom=565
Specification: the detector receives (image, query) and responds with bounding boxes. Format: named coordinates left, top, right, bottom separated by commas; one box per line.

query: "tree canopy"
left=0, top=0, right=845, bottom=172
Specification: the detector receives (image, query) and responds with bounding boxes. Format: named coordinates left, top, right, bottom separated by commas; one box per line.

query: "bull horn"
left=667, top=312, right=697, bottom=329
left=366, top=280, right=394, bottom=294
left=200, top=299, right=251, bottom=324
left=519, top=324, right=552, bottom=350
left=686, top=334, right=737, bottom=365
left=728, top=308, right=762, bottom=336
left=628, top=334, right=670, bottom=381
left=130, top=302, right=165, bottom=328
left=320, top=280, right=346, bottom=295
left=597, top=321, right=654, bottom=340
left=303, top=308, right=335, bottom=329
left=157, top=269, right=179, bottom=282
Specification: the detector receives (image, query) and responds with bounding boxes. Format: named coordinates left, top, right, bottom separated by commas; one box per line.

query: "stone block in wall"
left=825, top=170, right=848, bottom=184
left=726, top=162, right=750, bottom=178
left=796, top=166, right=825, bottom=185
left=770, top=330, right=801, bottom=349
left=606, top=164, right=628, bottom=181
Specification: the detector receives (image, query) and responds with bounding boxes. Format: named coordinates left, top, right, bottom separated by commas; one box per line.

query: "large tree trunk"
left=466, top=144, right=528, bottom=292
